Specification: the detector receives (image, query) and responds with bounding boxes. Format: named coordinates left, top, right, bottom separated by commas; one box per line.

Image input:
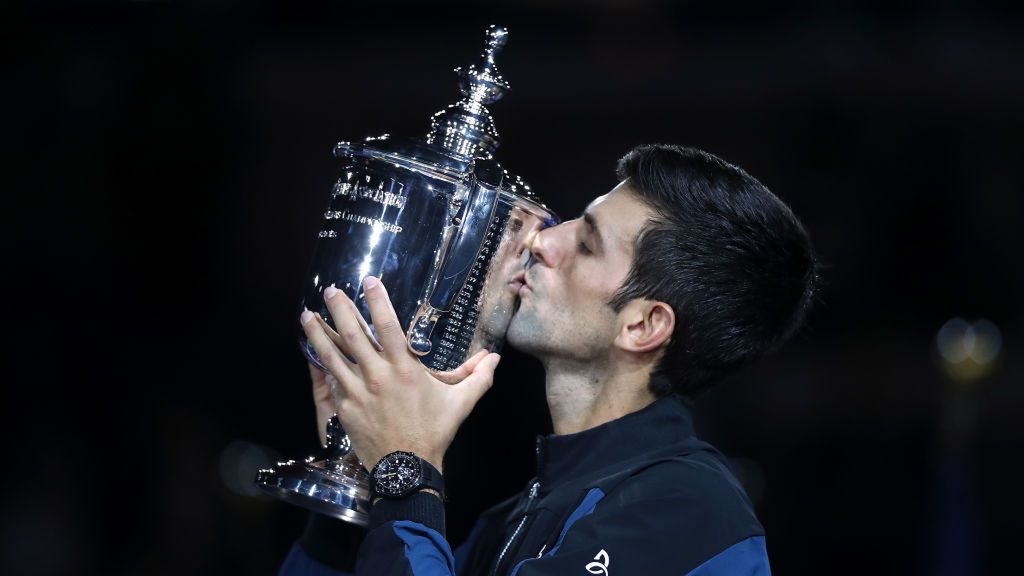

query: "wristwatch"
left=369, top=451, right=445, bottom=500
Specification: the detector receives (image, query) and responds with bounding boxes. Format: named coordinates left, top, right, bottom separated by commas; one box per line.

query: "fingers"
left=309, top=359, right=341, bottom=406
left=308, top=359, right=329, bottom=388
left=301, top=308, right=361, bottom=394
left=360, top=276, right=412, bottom=362
left=313, top=314, right=379, bottom=367
left=315, top=313, right=361, bottom=376
left=455, top=353, right=501, bottom=410
left=315, top=307, right=383, bottom=354
left=309, top=360, right=334, bottom=403
left=434, top=349, right=490, bottom=385
left=323, top=285, right=384, bottom=369
left=309, top=362, right=334, bottom=443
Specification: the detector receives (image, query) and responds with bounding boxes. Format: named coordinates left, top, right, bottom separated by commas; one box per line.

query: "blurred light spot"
left=219, top=440, right=280, bottom=497
left=357, top=222, right=383, bottom=280
left=936, top=317, right=1002, bottom=382
left=937, top=318, right=970, bottom=364
left=967, top=319, right=1002, bottom=364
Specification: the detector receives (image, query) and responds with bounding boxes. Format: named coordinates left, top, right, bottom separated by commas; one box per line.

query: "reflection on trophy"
left=255, top=25, right=559, bottom=526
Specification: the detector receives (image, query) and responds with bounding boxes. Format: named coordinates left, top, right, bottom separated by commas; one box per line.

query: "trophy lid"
left=426, top=25, right=511, bottom=160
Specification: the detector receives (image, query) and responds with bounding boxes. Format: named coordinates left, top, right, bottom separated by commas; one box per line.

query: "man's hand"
left=309, top=362, right=337, bottom=446
left=301, top=276, right=500, bottom=473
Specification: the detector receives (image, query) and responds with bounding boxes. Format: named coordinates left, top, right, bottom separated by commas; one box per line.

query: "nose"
left=527, top=220, right=571, bottom=268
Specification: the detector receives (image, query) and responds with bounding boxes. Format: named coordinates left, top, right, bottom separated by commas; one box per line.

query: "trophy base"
left=255, top=452, right=371, bottom=527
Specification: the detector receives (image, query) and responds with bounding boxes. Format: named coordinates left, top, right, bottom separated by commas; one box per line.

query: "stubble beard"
left=506, top=291, right=616, bottom=365
left=506, top=300, right=550, bottom=357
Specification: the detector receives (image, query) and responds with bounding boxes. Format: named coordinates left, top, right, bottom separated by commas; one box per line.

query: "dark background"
left=6, top=1, right=1023, bottom=574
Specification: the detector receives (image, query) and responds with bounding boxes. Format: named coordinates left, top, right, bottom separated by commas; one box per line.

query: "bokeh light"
left=936, top=317, right=1003, bottom=382
left=219, top=440, right=281, bottom=498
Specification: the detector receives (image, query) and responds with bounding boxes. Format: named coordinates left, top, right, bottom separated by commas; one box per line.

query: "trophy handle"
left=407, top=162, right=503, bottom=355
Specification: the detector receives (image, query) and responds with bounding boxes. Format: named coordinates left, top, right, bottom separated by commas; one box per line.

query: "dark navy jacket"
left=280, top=395, right=771, bottom=575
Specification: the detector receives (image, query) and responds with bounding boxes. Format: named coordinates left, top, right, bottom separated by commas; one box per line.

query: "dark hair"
left=611, top=144, right=819, bottom=399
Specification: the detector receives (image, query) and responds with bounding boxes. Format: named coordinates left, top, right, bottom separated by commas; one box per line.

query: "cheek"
left=558, top=269, right=625, bottom=336
left=572, top=260, right=629, bottom=301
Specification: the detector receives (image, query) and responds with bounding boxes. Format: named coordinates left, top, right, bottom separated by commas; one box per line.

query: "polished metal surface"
left=255, top=25, right=559, bottom=524
left=427, top=25, right=510, bottom=160
left=298, top=24, right=557, bottom=371
left=255, top=418, right=371, bottom=525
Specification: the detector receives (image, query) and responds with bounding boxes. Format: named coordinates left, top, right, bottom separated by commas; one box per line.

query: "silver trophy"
left=255, top=26, right=558, bottom=526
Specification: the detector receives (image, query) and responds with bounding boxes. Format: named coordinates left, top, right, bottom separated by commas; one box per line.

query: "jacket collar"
left=535, top=384, right=698, bottom=492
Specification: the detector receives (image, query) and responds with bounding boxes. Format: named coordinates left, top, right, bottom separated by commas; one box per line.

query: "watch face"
left=373, top=452, right=422, bottom=497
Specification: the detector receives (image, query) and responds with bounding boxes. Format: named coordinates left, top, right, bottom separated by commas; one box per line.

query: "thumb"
left=434, top=348, right=489, bottom=385
left=456, top=353, right=501, bottom=409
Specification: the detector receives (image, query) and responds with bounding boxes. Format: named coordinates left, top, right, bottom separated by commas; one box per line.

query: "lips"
left=510, top=271, right=530, bottom=293
left=510, top=271, right=525, bottom=290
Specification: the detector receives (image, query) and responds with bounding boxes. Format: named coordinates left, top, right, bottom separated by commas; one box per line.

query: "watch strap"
left=417, top=458, right=445, bottom=498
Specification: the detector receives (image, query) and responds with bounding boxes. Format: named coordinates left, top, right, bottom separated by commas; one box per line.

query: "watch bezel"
left=371, top=451, right=424, bottom=498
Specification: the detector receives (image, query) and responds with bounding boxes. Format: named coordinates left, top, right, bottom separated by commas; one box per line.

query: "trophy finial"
left=458, top=25, right=511, bottom=106
left=427, top=25, right=513, bottom=159
left=488, top=25, right=509, bottom=50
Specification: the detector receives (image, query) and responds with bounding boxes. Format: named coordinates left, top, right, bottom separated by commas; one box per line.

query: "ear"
left=614, top=299, right=676, bottom=354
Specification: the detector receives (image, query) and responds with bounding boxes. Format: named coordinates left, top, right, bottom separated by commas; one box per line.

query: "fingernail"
left=300, top=309, right=315, bottom=326
left=490, top=353, right=502, bottom=368
left=363, top=276, right=379, bottom=289
left=324, top=285, right=339, bottom=300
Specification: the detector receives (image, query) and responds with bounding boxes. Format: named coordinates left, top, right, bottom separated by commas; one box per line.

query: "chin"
left=506, top=309, right=544, bottom=352
left=505, top=314, right=527, bottom=349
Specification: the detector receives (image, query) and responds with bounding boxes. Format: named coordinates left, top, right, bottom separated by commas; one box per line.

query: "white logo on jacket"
left=585, top=549, right=610, bottom=575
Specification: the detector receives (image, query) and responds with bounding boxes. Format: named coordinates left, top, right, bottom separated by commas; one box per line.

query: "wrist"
left=424, top=455, right=444, bottom=475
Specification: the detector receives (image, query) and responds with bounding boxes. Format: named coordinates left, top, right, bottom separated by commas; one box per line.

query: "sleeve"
left=278, top=513, right=365, bottom=576
left=353, top=492, right=458, bottom=576
left=509, top=484, right=770, bottom=576
left=279, top=542, right=354, bottom=576
left=281, top=494, right=494, bottom=576
left=682, top=536, right=771, bottom=576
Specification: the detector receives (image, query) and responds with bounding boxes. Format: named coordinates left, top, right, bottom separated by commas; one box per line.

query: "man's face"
left=507, top=181, right=654, bottom=363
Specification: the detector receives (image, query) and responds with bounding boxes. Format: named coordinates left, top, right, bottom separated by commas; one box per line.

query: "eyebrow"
left=582, top=210, right=605, bottom=248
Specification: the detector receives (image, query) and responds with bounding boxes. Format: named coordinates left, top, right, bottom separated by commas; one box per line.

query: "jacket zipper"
left=492, top=480, right=540, bottom=576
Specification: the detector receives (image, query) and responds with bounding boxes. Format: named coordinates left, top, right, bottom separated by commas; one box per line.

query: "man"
left=282, top=144, right=817, bottom=575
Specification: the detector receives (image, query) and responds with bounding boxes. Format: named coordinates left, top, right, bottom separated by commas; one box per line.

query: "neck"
left=542, top=355, right=658, bottom=435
